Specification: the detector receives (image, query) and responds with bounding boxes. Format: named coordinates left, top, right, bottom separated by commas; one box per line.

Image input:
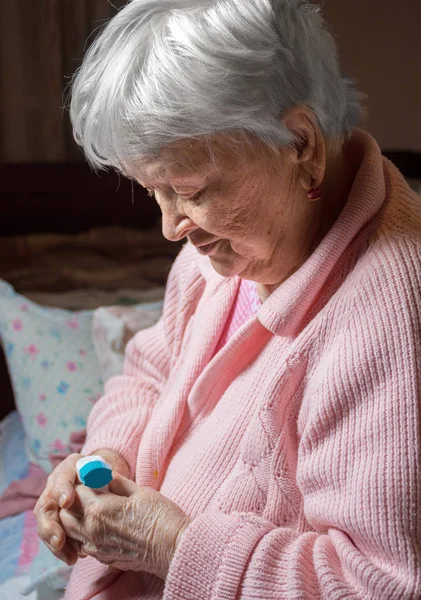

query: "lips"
left=196, top=240, right=219, bottom=255
left=193, top=239, right=217, bottom=248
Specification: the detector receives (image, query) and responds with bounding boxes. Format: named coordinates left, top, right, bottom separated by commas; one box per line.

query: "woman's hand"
left=34, top=449, right=130, bottom=566
left=59, top=474, right=191, bottom=580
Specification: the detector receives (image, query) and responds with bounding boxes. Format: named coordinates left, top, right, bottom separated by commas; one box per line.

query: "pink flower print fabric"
left=36, top=413, right=47, bottom=427
left=66, top=318, right=79, bottom=329
left=0, top=279, right=104, bottom=473
left=24, top=344, right=40, bottom=359
left=13, top=319, right=23, bottom=331
left=50, top=439, right=67, bottom=453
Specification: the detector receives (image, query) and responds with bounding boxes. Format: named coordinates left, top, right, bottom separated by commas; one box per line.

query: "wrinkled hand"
left=59, top=475, right=191, bottom=580
left=34, top=450, right=130, bottom=566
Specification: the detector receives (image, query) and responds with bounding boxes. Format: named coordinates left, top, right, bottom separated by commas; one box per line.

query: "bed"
left=0, top=162, right=182, bottom=599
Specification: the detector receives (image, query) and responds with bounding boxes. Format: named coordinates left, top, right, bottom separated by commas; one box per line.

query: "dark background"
left=0, top=0, right=420, bottom=164
left=0, top=0, right=420, bottom=237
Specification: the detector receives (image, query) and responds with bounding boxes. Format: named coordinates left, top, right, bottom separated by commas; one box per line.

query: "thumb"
left=108, top=474, right=139, bottom=497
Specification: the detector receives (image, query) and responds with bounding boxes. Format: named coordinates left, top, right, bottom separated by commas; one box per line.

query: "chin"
left=209, top=252, right=248, bottom=278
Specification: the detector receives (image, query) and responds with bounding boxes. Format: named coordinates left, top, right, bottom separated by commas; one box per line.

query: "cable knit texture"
left=64, top=130, right=421, bottom=600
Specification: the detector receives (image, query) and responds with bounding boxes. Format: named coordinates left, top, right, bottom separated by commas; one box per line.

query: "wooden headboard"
left=1, top=163, right=161, bottom=236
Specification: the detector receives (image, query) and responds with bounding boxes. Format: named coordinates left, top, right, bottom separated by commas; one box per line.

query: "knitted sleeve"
left=81, top=242, right=201, bottom=478
left=163, top=239, right=421, bottom=599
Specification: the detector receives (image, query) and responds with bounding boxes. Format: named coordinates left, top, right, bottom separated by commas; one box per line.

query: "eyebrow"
left=140, top=174, right=209, bottom=190
left=137, top=157, right=218, bottom=188
left=172, top=176, right=208, bottom=187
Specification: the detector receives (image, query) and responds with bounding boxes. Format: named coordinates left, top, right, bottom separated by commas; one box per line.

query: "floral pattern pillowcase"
left=0, top=280, right=103, bottom=473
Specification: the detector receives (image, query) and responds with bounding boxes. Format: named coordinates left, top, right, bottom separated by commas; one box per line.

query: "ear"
left=281, top=105, right=326, bottom=193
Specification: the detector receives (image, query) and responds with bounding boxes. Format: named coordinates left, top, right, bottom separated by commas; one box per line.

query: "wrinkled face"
left=129, top=135, right=305, bottom=284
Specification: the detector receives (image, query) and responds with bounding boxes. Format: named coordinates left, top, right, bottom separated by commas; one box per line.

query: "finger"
left=67, top=484, right=102, bottom=518
left=108, top=474, right=139, bottom=497
left=67, top=536, right=87, bottom=558
left=42, top=539, right=79, bottom=567
left=59, top=485, right=105, bottom=519
left=50, top=453, right=81, bottom=509
left=36, top=499, right=80, bottom=565
left=93, top=449, right=130, bottom=479
left=62, top=487, right=85, bottom=519
left=59, top=508, right=85, bottom=543
left=35, top=493, right=69, bottom=553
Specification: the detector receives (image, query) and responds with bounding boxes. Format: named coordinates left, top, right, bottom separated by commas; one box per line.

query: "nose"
left=160, top=198, right=196, bottom=242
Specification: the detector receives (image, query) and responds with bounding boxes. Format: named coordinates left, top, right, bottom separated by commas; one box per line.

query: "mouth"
left=195, top=240, right=220, bottom=255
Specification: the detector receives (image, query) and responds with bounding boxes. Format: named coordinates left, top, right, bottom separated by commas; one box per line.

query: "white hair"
left=69, top=0, right=364, bottom=172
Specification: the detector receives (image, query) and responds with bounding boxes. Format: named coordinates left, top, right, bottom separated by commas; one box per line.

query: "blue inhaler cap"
left=78, top=460, right=113, bottom=489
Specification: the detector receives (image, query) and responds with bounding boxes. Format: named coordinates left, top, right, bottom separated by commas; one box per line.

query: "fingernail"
left=50, top=535, right=60, bottom=550
left=59, top=493, right=68, bottom=508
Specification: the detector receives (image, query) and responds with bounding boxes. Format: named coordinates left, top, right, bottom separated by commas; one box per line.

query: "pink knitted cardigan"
left=65, top=130, right=421, bottom=600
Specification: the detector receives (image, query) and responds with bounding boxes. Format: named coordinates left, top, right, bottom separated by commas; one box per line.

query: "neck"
left=257, top=144, right=356, bottom=304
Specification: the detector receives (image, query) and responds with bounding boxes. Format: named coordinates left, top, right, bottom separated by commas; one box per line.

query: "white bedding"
left=0, top=575, right=62, bottom=600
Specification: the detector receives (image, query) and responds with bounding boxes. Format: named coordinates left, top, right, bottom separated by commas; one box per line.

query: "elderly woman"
left=34, top=0, right=421, bottom=598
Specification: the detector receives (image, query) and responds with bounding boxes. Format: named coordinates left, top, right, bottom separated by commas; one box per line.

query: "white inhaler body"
left=76, top=456, right=113, bottom=491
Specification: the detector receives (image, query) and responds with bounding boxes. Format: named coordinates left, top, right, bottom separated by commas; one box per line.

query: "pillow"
left=0, top=280, right=103, bottom=473
left=92, top=302, right=164, bottom=382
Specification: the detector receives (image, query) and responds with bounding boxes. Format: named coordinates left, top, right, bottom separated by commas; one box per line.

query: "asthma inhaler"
left=76, top=456, right=113, bottom=490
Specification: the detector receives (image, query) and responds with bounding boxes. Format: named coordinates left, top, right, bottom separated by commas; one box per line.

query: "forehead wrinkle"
left=141, top=160, right=218, bottom=189
left=133, top=136, right=225, bottom=187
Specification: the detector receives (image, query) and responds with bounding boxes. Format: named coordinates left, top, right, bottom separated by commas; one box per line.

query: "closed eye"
left=145, top=187, right=204, bottom=204
left=182, top=191, right=203, bottom=204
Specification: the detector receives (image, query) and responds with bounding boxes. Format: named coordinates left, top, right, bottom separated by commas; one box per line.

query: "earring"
left=308, top=179, right=322, bottom=202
